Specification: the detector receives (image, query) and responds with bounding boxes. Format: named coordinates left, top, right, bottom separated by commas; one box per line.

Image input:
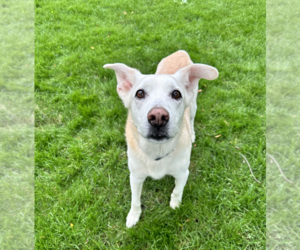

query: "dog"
left=103, top=50, right=218, bottom=228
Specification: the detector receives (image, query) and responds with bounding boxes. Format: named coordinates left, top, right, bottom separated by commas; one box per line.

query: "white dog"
left=103, top=51, right=218, bottom=228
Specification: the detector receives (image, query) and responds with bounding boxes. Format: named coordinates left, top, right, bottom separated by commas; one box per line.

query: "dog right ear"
left=103, top=63, right=141, bottom=108
left=174, top=64, right=219, bottom=105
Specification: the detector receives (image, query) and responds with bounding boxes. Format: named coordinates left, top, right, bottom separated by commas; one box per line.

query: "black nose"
left=147, top=108, right=169, bottom=128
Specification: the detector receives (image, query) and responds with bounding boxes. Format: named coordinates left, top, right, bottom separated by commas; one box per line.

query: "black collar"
left=154, top=149, right=174, bottom=161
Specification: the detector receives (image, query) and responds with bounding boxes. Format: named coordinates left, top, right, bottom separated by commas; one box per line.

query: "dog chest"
left=127, top=146, right=191, bottom=180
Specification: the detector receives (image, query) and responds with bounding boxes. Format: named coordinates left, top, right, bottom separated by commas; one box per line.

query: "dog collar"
left=154, top=149, right=174, bottom=161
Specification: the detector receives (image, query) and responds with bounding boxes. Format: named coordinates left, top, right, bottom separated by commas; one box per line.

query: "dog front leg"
left=170, top=169, right=189, bottom=209
left=126, top=174, right=145, bottom=228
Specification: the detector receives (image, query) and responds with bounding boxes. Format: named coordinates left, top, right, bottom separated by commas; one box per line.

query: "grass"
left=0, top=0, right=34, bottom=249
left=35, top=0, right=266, bottom=249
left=266, top=0, right=300, bottom=249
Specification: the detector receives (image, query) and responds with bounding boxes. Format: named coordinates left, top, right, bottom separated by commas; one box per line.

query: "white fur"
left=103, top=56, right=218, bottom=228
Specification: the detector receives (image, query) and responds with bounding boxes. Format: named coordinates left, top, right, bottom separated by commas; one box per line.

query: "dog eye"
left=171, top=90, right=182, bottom=100
left=136, top=89, right=145, bottom=99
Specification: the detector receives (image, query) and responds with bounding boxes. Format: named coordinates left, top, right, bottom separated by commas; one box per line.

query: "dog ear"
left=103, top=63, right=142, bottom=108
left=175, top=63, right=219, bottom=104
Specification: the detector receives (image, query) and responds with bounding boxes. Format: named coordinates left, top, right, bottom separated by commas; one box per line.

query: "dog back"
left=155, top=50, right=193, bottom=75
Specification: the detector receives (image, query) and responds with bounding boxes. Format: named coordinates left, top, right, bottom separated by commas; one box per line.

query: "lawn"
left=35, top=0, right=266, bottom=249
left=0, top=0, right=34, bottom=249
left=266, top=0, right=300, bottom=249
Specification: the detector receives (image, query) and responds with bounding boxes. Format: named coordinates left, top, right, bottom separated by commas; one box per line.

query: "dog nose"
left=147, top=108, right=169, bottom=127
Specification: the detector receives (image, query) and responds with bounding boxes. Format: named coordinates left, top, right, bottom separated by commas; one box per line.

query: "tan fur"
left=155, top=50, right=193, bottom=75
left=125, top=110, right=139, bottom=153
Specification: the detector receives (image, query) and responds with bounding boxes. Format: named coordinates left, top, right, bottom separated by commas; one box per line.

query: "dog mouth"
left=148, top=134, right=168, bottom=141
left=147, top=128, right=169, bottom=141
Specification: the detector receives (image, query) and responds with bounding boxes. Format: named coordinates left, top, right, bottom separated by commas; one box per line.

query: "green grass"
left=266, top=0, right=300, bottom=249
left=0, top=0, right=34, bottom=249
left=35, top=0, right=265, bottom=249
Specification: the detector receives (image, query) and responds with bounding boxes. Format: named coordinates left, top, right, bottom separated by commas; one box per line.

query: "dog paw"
left=126, top=208, right=141, bottom=228
left=170, top=197, right=181, bottom=209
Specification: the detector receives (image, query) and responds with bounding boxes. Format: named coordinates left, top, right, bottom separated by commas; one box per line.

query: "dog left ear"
left=103, top=63, right=142, bottom=108
left=175, top=63, right=218, bottom=104
left=175, top=63, right=219, bottom=91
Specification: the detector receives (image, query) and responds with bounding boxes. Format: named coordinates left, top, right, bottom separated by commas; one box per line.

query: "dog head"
left=103, top=63, right=218, bottom=143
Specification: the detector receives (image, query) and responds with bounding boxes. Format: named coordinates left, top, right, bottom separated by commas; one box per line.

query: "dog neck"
left=137, top=130, right=179, bottom=161
left=154, top=149, right=174, bottom=161
left=125, top=109, right=191, bottom=161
